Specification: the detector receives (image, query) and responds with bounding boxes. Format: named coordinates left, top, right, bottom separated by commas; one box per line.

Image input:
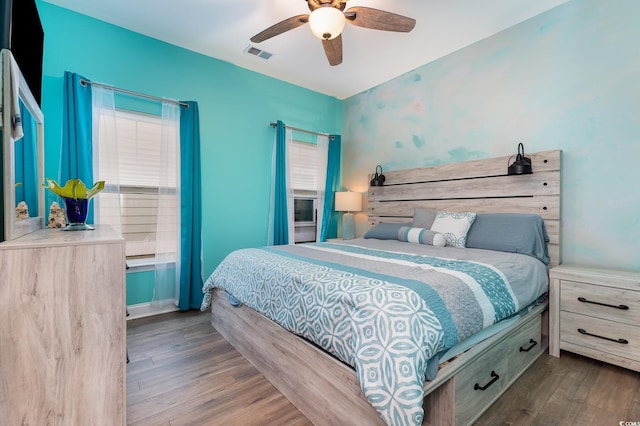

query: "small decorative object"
left=370, top=165, right=385, bottom=186
left=507, top=143, right=533, bottom=175
left=48, top=201, right=67, bottom=229
left=15, top=201, right=29, bottom=219
left=43, top=178, right=105, bottom=231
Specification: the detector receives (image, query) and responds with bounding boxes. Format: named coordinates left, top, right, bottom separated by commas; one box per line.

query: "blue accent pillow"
left=465, top=213, right=550, bottom=264
left=364, top=222, right=411, bottom=239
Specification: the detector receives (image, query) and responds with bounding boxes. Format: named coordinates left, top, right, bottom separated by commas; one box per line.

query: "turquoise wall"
left=125, top=271, right=154, bottom=306
left=342, top=0, right=640, bottom=272
left=36, top=2, right=342, bottom=305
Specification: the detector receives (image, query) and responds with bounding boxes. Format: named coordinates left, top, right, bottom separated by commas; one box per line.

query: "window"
left=290, top=140, right=320, bottom=243
left=290, top=140, right=320, bottom=195
left=95, top=109, right=179, bottom=259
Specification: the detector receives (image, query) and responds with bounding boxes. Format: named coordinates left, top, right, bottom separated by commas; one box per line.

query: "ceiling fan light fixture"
left=308, top=7, right=345, bottom=40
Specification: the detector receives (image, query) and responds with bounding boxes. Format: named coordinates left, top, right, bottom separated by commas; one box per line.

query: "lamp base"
left=342, top=213, right=355, bottom=240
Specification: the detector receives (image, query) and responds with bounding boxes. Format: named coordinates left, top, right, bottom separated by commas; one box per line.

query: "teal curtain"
left=271, top=120, right=289, bottom=245
left=320, top=135, right=341, bottom=241
left=60, top=72, right=94, bottom=222
left=177, top=101, right=204, bottom=310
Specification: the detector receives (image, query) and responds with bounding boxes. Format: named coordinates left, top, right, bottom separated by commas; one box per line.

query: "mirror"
left=1, top=48, right=44, bottom=241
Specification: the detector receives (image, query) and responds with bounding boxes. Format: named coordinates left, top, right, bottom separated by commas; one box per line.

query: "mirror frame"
left=2, top=49, right=44, bottom=241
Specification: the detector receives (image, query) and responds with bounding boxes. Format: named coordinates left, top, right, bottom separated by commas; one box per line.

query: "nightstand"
left=549, top=264, right=640, bottom=372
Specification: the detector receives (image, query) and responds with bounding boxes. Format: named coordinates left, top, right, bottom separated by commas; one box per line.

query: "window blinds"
left=97, top=109, right=178, bottom=258
left=290, top=140, right=318, bottom=193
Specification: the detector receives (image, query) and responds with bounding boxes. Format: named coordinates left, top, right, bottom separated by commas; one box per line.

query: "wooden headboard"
left=367, top=150, right=561, bottom=267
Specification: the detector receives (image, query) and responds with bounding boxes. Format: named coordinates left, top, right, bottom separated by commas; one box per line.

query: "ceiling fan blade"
left=250, top=14, right=309, bottom=43
left=344, top=7, right=416, bottom=32
left=322, top=35, right=343, bottom=66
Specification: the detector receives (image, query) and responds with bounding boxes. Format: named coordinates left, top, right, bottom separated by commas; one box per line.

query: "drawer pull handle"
left=474, top=370, right=499, bottom=391
left=577, top=328, right=629, bottom=344
left=519, top=339, right=538, bottom=352
left=577, top=296, right=629, bottom=310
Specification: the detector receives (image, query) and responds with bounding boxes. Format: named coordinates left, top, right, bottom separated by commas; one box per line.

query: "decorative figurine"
left=15, top=201, right=29, bottom=219
left=48, top=201, right=67, bottom=229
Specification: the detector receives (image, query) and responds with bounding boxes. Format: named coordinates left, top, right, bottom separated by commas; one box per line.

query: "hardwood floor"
left=127, top=310, right=640, bottom=426
left=126, top=310, right=311, bottom=426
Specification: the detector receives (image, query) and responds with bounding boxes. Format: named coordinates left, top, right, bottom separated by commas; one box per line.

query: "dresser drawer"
left=560, top=311, right=640, bottom=361
left=561, top=280, right=640, bottom=325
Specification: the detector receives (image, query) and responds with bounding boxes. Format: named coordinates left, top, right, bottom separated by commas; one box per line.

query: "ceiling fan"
left=250, top=0, right=416, bottom=66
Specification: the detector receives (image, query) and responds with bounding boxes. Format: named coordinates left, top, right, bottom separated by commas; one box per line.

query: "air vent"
left=244, top=45, right=273, bottom=60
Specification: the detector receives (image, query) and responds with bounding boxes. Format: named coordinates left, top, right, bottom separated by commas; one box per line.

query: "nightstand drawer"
left=561, top=280, right=640, bottom=325
left=560, top=311, right=640, bottom=361
left=550, top=265, right=640, bottom=371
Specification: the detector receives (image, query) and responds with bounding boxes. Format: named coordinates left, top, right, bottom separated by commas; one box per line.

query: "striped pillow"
left=398, top=226, right=446, bottom=247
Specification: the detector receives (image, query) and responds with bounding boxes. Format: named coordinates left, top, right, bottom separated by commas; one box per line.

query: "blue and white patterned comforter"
left=201, top=238, right=548, bottom=426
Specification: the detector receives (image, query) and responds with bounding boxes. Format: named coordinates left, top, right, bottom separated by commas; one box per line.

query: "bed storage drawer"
left=455, top=341, right=508, bottom=426
left=454, top=312, right=542, bottom=426
left=507, top=313, right=543, bottom=374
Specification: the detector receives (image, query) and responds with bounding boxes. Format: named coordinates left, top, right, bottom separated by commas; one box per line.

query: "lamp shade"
left=335, top=191, right=362, bottom=212
left=308, top=7, right=346, bottom=40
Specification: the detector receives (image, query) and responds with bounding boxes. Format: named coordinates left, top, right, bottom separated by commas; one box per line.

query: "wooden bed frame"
left=209, top=149, right=561, bottom=425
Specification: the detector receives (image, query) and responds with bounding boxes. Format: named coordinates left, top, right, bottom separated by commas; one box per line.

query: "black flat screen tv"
left=0, top=0, right=44, bottom=107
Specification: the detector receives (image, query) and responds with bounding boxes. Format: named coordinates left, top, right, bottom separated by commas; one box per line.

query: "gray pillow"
left=364, top=222, right=411, bottom=239
left=412, top=207, right=437, bottom=229
left=465, top=213, right=550, bottom=264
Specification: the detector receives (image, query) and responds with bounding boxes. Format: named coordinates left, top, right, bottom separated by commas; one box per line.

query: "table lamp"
left=335, top=191, right=362, bottom=240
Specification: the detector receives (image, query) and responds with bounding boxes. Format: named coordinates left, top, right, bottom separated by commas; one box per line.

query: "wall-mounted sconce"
left=507, top=143, right=533, bottom=175
left=370, top=165, right=385, bottom=186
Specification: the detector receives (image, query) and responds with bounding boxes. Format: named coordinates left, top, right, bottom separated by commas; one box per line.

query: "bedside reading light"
left=335, top=191, right=362, bottom=240
left=508, top=142, right=533, bottom=175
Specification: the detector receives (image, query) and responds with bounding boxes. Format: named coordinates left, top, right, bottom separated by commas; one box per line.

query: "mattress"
left=201, top=238, right=548, bottom=426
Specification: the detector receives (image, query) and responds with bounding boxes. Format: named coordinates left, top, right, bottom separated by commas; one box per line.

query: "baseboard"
left=126, top=299, right=179, bottom=320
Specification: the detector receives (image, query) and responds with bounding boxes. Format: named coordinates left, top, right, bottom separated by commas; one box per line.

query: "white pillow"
left=430, top=211, right=477, bottom=248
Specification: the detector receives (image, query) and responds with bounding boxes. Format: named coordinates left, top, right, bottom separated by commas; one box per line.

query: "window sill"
left=126, top=257, right=176, bottom=273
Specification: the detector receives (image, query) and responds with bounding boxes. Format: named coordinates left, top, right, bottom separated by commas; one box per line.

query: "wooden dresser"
left=0, top=226, right=126, bottom=425
left=549, top=264, right=640, bottom=372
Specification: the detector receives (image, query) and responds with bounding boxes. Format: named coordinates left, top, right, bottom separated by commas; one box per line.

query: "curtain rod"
left=79, top=79, right=189, bottom=108
left=270, top=121, right=330, bottom=137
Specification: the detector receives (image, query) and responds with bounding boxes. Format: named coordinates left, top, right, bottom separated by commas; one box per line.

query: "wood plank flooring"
left=127, top=310, right=640, bottom=426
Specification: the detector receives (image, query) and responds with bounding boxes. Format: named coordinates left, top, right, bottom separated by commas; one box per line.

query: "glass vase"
left=61, top=196, right=94, bottom=231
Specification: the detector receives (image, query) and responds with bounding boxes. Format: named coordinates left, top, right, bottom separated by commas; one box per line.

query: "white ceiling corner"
left=43, top=0, right=569, bottom=100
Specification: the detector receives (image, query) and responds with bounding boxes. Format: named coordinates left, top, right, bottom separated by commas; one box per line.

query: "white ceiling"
left=43, top=0, right=568, bottom=100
